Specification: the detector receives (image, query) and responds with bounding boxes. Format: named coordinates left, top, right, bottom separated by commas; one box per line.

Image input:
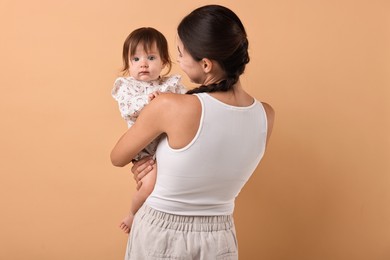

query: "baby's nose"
left=140, top=61, right=149, bottom=68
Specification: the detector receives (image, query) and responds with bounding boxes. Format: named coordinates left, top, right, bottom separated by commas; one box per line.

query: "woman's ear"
left=201, top=58, right=213, bottom=73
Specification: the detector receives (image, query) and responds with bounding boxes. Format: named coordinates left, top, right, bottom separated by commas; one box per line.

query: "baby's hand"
left=148, top=91, right=161, bottom=102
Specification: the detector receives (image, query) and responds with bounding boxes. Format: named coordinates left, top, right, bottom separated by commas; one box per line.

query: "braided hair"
left=177, top=5, right=250, bottom=94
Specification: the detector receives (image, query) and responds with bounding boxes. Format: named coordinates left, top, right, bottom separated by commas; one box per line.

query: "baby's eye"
left=148, top=56, right=156, bottom=61
left=132, top=57, right=139, bottom=62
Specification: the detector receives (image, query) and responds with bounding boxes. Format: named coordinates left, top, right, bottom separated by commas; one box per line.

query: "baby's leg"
left=119, top=166, right=157, bottom=233
left=119, top=214, right=134, bottom=234
left=129, top=166, right=157, bottom=216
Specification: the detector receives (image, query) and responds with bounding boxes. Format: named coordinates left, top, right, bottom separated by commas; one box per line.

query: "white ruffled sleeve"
left=111, top=77, right=149, bottom=123
left=158, top=75, right=187, bottom=94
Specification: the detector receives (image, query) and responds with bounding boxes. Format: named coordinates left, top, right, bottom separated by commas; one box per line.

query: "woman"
left=111, top=4, right=275, bottom=260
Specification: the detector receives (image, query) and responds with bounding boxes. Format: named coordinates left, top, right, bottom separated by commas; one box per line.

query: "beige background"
left=1, top=0, right=389, bottom=259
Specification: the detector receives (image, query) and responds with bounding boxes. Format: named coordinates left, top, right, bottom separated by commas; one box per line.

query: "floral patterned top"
left=112, top=74, right=187, bottom=161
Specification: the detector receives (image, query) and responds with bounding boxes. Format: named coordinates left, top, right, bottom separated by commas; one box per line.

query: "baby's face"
left=129, top=43, right=165, bottom=82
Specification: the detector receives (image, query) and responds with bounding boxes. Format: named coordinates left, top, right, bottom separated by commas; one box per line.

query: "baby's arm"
left=119, top=165, right=157, bottom=233
left=112, top=78, right=149, bottom=122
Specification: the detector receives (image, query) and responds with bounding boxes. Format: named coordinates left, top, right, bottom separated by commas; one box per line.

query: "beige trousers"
left=125, top=204, right=238, bottom=260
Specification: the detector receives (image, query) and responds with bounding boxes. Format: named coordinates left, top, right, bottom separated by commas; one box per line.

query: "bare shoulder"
left=156, top=92, right=199, bottom=103
left=146, top=93, right=201, bottom=127
left=149, top=93, right=201, bottom=148
left=152, top=93, right=200, bottom=112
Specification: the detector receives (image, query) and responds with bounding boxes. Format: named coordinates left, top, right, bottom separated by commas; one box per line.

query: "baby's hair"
left=121, top=27, right=172, bottom=76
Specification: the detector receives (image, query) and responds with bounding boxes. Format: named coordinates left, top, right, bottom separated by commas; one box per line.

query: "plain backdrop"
left=0, top=0, right=389, bottom=259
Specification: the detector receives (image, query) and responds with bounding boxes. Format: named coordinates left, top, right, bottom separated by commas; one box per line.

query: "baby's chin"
left=133, top=74, right=160, bottom=82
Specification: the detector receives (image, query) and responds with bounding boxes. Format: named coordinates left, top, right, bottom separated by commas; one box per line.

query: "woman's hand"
left=131, top=156, right=155, bottom=190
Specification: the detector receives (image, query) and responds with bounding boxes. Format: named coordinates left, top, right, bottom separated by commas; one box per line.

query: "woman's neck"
left=208, top=80, right=254, bottom=107
left=201, top=60, right=226, bottom=86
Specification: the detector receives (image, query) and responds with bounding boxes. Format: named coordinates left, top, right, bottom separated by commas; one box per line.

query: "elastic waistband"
left=138, top=204, right=234, bottom=232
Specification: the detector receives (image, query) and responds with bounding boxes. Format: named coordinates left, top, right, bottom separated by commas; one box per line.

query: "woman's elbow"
left=110, top=152, right=126, bottom=167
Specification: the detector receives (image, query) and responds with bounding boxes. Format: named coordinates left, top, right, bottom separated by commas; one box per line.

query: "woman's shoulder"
left=155, top=93, right=198, bottom=107
left=147, top=93, right=200, bottom=118
left=149, top=93, right=201, bottom=139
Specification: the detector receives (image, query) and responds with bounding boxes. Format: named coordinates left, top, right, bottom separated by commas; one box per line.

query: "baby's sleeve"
left=176, top=81, right=187, bottom=94
left=112, top=78, right=149, bottom=121
left=159, top=75, right=187, bottom=94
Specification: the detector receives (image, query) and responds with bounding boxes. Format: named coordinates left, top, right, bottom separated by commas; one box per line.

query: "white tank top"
left=145, top=93, right=268, bottom=215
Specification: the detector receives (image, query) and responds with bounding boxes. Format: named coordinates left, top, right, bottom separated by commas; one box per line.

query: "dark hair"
left=178, top=5, right=250, bottom=94
left=121, top=27, right=172, bottom=76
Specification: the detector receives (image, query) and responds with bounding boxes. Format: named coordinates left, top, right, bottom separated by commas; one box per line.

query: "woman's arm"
left=111, top=93, right=200, bottom=167
left=110, top=96, right=168, bottom=167
left=261, top=102, right=275, bottom=144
